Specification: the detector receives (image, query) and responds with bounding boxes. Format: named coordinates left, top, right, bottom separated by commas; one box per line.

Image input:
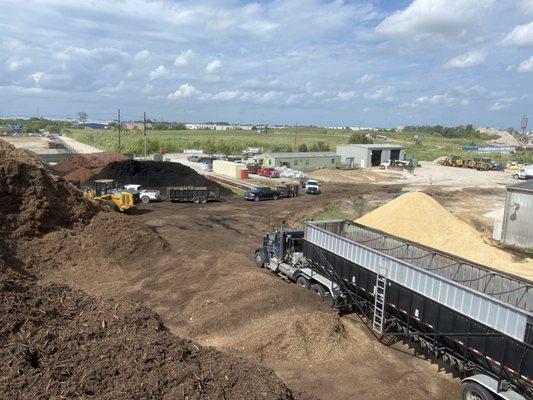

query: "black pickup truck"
left=244, top=187, right=281, bottom=201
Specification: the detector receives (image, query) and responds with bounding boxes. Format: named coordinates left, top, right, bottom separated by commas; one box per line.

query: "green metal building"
left=263, top=152, right=340, bottom=170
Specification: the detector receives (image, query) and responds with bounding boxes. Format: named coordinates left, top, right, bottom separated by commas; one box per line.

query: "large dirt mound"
left=54, top=152, right=125, bottom=173
left=92, top=160, right=232, bottom=194
left=0, top=270, right=303, bottom=400
left=17, top=212, right=169, bottom=276
left=0, top=139, right=309, bottom=399
left=0, top=140, right=99, bottom=238
left=356, top=191, right=533, bottom=280
left=54, top=152, right=125, bottom=183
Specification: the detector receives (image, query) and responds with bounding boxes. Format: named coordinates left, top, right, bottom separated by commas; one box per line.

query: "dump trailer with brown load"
left=254, top=220, right=532, bottom=400
left=276, top=183, right=300, bottom=198
left=167, top=186, right=220, bottom=204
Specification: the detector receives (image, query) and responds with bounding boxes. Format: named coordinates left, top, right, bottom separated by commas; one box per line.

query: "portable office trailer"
left=303, top=220, right=532, bottom=398
left=263, top=152, right=340, bottom=170
left=501, top=180, right=533, bottom=249
left=336, top=144, right=405, bottom=168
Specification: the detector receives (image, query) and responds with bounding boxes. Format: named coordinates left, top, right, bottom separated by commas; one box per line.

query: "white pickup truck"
left=512, top=165, right=533, bottom=180
left=123, top=184, right=161, bottom=203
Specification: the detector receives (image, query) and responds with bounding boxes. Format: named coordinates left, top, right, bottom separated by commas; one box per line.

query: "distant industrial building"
left=462, top=145, right=516, bottom=154
left=185, top=123, right=253, bottom=131
left=263, top=152, right=340, bottom=170
left=125, top=121, right=153, bottom=130
left=336, top=144, right=405, bottom=168
left=495, top=180, right=533, bottom=249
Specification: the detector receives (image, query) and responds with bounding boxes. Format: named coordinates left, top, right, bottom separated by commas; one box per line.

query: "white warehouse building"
left=336, top=144, right=405, bottom=168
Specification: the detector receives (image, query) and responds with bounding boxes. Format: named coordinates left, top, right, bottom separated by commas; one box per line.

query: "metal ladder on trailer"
left=372, top=267, right=387, bottom=334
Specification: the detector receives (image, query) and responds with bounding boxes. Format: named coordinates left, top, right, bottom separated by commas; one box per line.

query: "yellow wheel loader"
left=85, top=179, right=137, bottom=212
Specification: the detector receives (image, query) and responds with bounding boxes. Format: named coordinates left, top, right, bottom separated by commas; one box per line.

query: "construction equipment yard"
left=1, top=138, right=531, bottom=400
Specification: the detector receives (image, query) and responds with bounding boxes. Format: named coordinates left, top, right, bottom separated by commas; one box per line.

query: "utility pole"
left=143, top=111, right=147, bottom=158
left=118, top=109, right=121, bottom=153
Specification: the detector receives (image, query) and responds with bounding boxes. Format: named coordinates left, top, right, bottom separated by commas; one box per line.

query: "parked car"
left=244, top=187, right=281, bottom=201
left=305, top=180, right=321, bottom=194
left=513, top=165, right=533, bottom=180
left=257, top=168, right=278, bottom=177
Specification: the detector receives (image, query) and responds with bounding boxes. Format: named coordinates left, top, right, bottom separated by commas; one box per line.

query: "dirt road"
left=42, top=182, right=461, bottom=400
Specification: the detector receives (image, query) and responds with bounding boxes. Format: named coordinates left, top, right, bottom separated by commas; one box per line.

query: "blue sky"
left=0, top=0, right=532, bottom=127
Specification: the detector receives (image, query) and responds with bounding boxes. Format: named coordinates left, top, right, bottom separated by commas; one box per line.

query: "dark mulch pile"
left=92, top=160, right=232, bottom=194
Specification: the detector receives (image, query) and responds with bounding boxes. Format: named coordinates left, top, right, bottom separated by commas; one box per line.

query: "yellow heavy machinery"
left=450, top=155, right=465, bottom=167
left=467, top=157, right=491, bottom=171
left=85, top=179, right=137, bottom=212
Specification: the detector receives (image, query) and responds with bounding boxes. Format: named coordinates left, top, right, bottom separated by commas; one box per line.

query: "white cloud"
left=376, top=0, right=493, bottom=38
left=523, top=0, right=533, bottom=14
left=174, top=49, right=195, bottom=67
left=490, top=97, right=516, bottom=110
left=6, top=57, right=31, bottom=71
left=168, top=83, right=198, bottom=99
left=517, top=56, right=533, bottom=72
left=364, top=86, right=395, bottom=101
left=206, top=59, right=222, bottom=73
left=356, top=73, right=378, bottom=84
left=149, top=65, right=169, bottom=80
left=134, top=50, right=151, bottom=62
left=444, top=50, right=487, bottom=69
left=501, top=22, right=533, bottom=48
left=31, top=71, right=43, bottom=85
left=402, top=91, right=470, bottom=107
left=98, top=80, right=125, bottom=94
left=205, top=90, right=240, bottom=101
left=490, top=102, right=509, bottom=111
left=521, top=0, right=533, bottom=14
left=336, top=91, right=356, bottom=100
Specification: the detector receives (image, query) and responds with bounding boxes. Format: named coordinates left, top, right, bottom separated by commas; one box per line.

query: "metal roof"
left=266, top=152, right=339, bottom=158
left=508, top=180, right=533, bottom=194
left=336, top=144, right=404, bottom=149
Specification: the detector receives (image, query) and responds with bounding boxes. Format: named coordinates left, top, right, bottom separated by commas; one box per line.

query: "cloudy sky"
left=0, top=0, right=532, bottom=127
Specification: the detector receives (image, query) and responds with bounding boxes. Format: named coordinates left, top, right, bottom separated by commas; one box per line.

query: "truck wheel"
left=311, top=284, right=325, bottom=300
left=254, top=196, right=260, bottom=202
left=200, top=197, right=207, bottom=204
left=324, top=293, right=335, bottom=308
left=141, top=196, right=150, bottom=204
left=193, top=197, right=200, bottom=204
left=513, top=174, right=518, bottom=179
left=273, top=194, right=278, bottom=200
left=296, top=276, right=310, bottom=289
left=461, top=382, right=495, bottom=400
left=255, top=252, right=265, bottom=268
left=101, top=200, right=117, bottom=212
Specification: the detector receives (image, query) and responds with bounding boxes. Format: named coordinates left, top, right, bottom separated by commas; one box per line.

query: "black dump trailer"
left=167, top=186, right=220, bottom=204
left=276, top=183, right=300, bottom=198
left=302, top=220, right=532, bottom=400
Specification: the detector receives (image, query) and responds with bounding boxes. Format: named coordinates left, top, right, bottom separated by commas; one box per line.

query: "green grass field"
left=63, top=127, right=533, bottom=164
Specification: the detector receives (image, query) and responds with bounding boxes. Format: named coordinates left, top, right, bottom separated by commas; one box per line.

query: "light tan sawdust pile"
left=356, top=192, right=533, bottom=280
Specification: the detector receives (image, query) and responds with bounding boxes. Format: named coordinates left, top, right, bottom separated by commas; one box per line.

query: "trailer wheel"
left=311, top=284, right=325, bottom=300
left=255, top=252, right=266, bottom=268
left=200, top=197, right=207, bottom=204
left=296, top=276, right=310, bottom=289
left=141, top=196, right=150, bottom=204
left=193, top=197, right=200, bottom=204
left=461, top=382, right=495, bottom=400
